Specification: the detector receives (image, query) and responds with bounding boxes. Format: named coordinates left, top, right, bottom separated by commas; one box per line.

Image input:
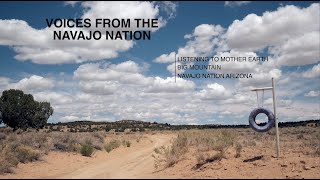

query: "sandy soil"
left=0, top=131, right=319, bottom=179
left=0, top=134, right=175, bottom=179
left=155, top=146, right=320, bottom=179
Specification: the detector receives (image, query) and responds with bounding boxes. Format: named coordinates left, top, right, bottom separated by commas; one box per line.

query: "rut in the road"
left=54, top=135, right=172, bottom=179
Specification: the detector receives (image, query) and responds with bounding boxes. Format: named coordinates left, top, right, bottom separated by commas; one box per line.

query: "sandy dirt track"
left=0, top=131, right=319, bottom=179
left=54, top=134, right=173, bottom=179
left=0, top=134, right=175, bottom=179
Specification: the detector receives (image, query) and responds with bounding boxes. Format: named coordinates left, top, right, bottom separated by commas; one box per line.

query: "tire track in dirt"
left=53, top=134, right=173, bottom=179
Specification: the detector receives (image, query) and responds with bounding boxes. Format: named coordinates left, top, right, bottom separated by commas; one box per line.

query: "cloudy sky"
left=0, top=1, right=319, bottom=125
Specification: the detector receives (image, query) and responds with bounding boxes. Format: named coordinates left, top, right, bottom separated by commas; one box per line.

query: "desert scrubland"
left=0, top=126, right=319, bottom=179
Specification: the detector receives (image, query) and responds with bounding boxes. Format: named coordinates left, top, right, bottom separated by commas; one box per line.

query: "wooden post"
left=272, top=77, right=280, bottom=158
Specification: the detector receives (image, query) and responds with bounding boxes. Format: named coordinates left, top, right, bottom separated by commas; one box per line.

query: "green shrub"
left=80, top=144, right=94, bottom=157
left=104, top=140, right=121, bottom=153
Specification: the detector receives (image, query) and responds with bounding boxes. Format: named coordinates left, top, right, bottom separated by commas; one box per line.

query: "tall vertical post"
left=272, top=77, right=280, bottom=158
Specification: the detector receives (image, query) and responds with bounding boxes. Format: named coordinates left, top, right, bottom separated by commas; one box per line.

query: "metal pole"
left=272, top=77, right=280, bottom=158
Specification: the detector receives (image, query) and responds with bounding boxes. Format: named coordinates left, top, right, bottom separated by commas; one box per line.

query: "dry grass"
left=0, top=151, right=19, bottom=174
left=153, top=129, right=237, bottom=169
left=235, top=143, right=242, bottom=158
left=122, top=140, right=131, bottom=147
left=0, top=130, right=108, bottom=174
left=104, top=140, right=121, bottom=153
left=153, top=126, right=319, bottom=170
left=0, top=125, right=318, bottom=175
left=0, top=128, right=145, bottom=174
left=104, top=138, right=132, bottom=153
left=15, top=145, right=41, bottom=163
left=278, top=126, right=320, bottom=156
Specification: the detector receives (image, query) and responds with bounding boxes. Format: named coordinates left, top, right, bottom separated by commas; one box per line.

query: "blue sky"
left=0, top=1, right=319, bottom=125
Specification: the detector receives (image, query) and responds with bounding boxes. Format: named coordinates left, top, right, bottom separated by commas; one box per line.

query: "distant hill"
left=41, top=119, right=319, bottom=133
left=115, top=120, right=146, bottom=124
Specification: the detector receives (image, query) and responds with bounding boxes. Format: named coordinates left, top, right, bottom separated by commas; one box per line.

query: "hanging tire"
left=249, top=108, right=275, bottom=132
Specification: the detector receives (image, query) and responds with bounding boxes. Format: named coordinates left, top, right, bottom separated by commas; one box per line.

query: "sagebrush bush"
left=83, top=135, right=103, bottom=150
left=104, top=140, right=121, bottom=153
left=0, top=151, right=19, bottom=174
left=19, top=132, right=49, bottom=149
left=80, top=144, right=94, bottom=157
left=15, top=145, right=41, bottom=163
left=92, top=131, right=106, bottom=143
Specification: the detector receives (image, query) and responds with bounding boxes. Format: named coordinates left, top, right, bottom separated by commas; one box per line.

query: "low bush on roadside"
left=0, top=151, right=19, bottom=174
left=104, top=140, right=121, bottom=153
left=80, top=144, right=94, bottom=157
left=15, top=145, right=41, bottom=163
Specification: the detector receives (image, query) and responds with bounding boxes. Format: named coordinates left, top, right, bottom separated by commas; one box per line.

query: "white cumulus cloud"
left=196, top=83, right=231, bottom=100
left=209, top=50, right=259, bottom=73
left=154, top=24, right=224, bottom=64
left=270, top=31, right=320, bottom=66
left=225, top=3, right=319, bottom=51
left=9, top=75, right=54, bottom=91
left=302, top=64, right=320, bottom=78
left=74, top=60, right=195, bottom=95
left=304, top=90, right=320, bottom=97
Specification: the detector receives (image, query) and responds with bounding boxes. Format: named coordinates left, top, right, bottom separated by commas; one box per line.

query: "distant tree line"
left=44, top=119, right=319, bottom=133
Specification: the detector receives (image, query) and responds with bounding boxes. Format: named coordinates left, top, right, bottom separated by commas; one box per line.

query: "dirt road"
left=52, top=134, right=173, bottom=179
left=0, top=134, right=174, bottom=179
left=1, top=130, right=319, bottom=179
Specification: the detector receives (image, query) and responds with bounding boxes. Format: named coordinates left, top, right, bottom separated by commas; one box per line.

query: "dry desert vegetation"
left=0, top=126, right=319, bottom=179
